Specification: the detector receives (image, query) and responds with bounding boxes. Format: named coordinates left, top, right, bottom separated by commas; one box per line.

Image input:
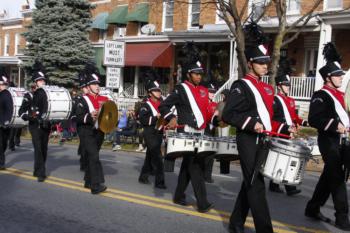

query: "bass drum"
left=41, top=86, right=72, bottom=121
left=7, top=88, right=28, bottom=127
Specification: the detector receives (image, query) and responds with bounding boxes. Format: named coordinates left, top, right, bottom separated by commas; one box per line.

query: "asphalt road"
left=0, top=140, right=348, bottom=233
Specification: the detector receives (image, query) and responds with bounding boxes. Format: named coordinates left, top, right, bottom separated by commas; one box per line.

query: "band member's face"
left=150, top=90, right=162, bottom=99
left=249, top=62, right=268, bottom=77
left=188, top=72, right=202, bottom=85
left=208, top=92, right=215, bottom=100
left=81, top=86, right=89, bottom=94
left=89, top=83, right=100, bottom=94
left=36, top=79, right=46, bottom=88
left=278, top=85, right=290, bottom=95
left=0, top=84, right=7, bottom=91
left=329, top=75, right=343, bottom=88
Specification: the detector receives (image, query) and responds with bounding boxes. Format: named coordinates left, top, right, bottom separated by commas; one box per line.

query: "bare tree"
left=214, top=0, right=325, bottom=85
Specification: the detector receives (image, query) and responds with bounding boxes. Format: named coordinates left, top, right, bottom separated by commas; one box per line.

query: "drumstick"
left=262, top=130, right=291, bottom=139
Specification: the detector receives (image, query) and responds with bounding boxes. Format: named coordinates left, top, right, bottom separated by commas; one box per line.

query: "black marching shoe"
left=197, top=203, right=213, bottom=213
left=286, top=189, right=301, bottom=196
left=0, top=165, right=5, bottom=170
left=91, top=185, right=107, bottom=195
left=305, top=209, right=331, bottom=222
left=84, top=182, right=91, bottom=189
left=228, top=225, right=245, bottom=233
left=37, top=176, right=46, bottom=182
left=138, top=176, right=150, bottom=184
left=173, top=198, right=188, bottom=206
left=155, top=183, right=167, bottom=189
left=205, top=178, right=214, bottom=183
left=269, top=181, right=284, bottom=193
left=335, top=215, right=350, bottom=231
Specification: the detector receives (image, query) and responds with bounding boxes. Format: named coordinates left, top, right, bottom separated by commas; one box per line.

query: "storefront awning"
left=125, top=42, right=173, bottom=68
left=93, top=47, right=106, bottom=75
left=126, top=3, right=149, bottom=23
left=91, top=12, right=109, bottom=30
left=106, top=6, right=128, bottom=25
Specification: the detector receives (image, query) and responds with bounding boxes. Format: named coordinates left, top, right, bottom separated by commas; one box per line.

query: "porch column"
left=315, top=22, right=332, bottom=90
left=118, top=68, right=124, bottom=95
left=229, top=38, right=237, bottom=80
left=133, top=66, right=139, bottom=98
left=18, top=66, right=21, bottom=87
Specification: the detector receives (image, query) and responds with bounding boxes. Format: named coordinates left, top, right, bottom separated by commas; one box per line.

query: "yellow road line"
left=1, top=168, right=329, bottom=233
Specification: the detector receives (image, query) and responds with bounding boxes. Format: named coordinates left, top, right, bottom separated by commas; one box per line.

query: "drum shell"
left=8, top=88, right=28, bottom=127
left=42, top=86, right=72, bottom=121
left=215, top=136, right=239, bottom=161
left=165, top=133, right=196, bottom=159
left=261, top=138, right=311, bottom=185
left=196, top=136, right=218, bottom=157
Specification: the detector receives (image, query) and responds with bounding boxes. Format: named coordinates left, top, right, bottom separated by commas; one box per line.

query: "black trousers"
left=139, top=128, right=164, bottom=185
left=0, top=127, right=10, bottom=166
left=29, top=124, right=50, bottom=178
left=230, top=133, right=273, bottom=233
left=306, top=135, right=349, bottom=218
left=174, top=153, right=210, bottom=209
left=8, top=127, right=21, bottom=149
left=77, top=127, right=87, bottom=170
left=80, top=128, right=105, bottom=187
left=202, top=156, right=214, bottom=181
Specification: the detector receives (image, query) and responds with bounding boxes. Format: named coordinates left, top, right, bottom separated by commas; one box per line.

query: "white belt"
left=183, top=125, right=204, bottom=135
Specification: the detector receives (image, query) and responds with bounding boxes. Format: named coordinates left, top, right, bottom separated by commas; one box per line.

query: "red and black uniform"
left=222, top=74, right=287, bottom=233
left=306, top=85, right=350, bottom=225
left=75, top=93, right=108, bottom=190
left=159, top=80, right=212, bottom=211
left=138, top=97, right=166, bottom=187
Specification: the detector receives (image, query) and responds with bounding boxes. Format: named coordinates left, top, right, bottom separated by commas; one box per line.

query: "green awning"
left=94, top=47, right=106, bottom=75
left=91, top=12, right=109, bottom=30
left=106, top=5, right=128, bottom=25
left=126, top=3, right=149, bottom=23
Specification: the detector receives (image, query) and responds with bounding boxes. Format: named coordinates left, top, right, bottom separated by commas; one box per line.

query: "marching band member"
left=0, top=72, right=11, bottom=170
left=305, top=43, right=350, bottom=230
left=29, top=66, right=51, bottom=182
left=159, top=42, right=213, bottom=213
left=138, top=71, right=166, bottom=189
left=269, top=58, right=307, bottom=195
left=202, top=83, right=218, bottom=183
left=222, top=22, right=292, bottom=233
left=19, top=83, right=36, bottom=121
left=75, top=65, right=108, bottom=195
left=71, top=74, right=89, bottom=171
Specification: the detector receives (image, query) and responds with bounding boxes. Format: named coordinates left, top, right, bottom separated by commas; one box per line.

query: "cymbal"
left=98, top=100, right=118, bottom=134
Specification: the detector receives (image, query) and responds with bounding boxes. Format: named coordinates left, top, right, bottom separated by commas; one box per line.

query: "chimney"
left=0, top=10, right=7, bottom=18
left=22, top=0, right=30, bottom=10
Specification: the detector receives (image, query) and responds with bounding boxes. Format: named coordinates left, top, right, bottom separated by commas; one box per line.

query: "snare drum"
left=41, top=86, right=72, bottom=121
left=7, top=88, right=28, bottom=127
left=261, top=138, right=311, bottom=185
left=215, top=136, right=239, bottom=161
left=166, top=132, right=196, bottom=159
left=197, top=136, right=218, bottom=157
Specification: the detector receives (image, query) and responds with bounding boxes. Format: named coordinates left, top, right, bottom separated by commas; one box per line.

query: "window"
left=4, top=34, right=9, bottom=56
left=304, top=49, right=318, bottom=77
left=98, top=30, right=107, bottom=42
left=188, top=0, right=200, bottom=29
left=15, top=33, right=20, bottom=54
left=325, top=0, right=342, bottom=10
left=249, top=0, right=270, bottom=21
left=287, top=0, right=300, bottom=15
left=113, top=26, right=126, bottom=39
left=162, top=0, right=174, bottom=31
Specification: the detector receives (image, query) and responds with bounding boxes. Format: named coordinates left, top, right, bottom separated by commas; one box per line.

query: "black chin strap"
left=329, top=76, right=340, bottom=89
left=278, top=85, right=288, bottom=96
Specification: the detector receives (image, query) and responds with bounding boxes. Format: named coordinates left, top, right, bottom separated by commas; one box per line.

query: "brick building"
left=0, top=0, right=349, bottom=95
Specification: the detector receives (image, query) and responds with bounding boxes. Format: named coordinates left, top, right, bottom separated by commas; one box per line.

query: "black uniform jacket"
left=308, top=90, right=342, bottom=138
left=139, top=100, right=163, bottom=133
left=159, top=84, right=204, bottom=129
left=32, top=88, right=49, bottom=120
left=18, top=92, right=33, bottom=121
left=222, top=79, right=289, bottom=134
left=75, top=96, right=95, bottom=129
left=0, top=89, right=13, bottom=126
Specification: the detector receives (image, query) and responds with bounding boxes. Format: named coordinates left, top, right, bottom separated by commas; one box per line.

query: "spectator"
left=112, top=109, right=137, bottom=151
